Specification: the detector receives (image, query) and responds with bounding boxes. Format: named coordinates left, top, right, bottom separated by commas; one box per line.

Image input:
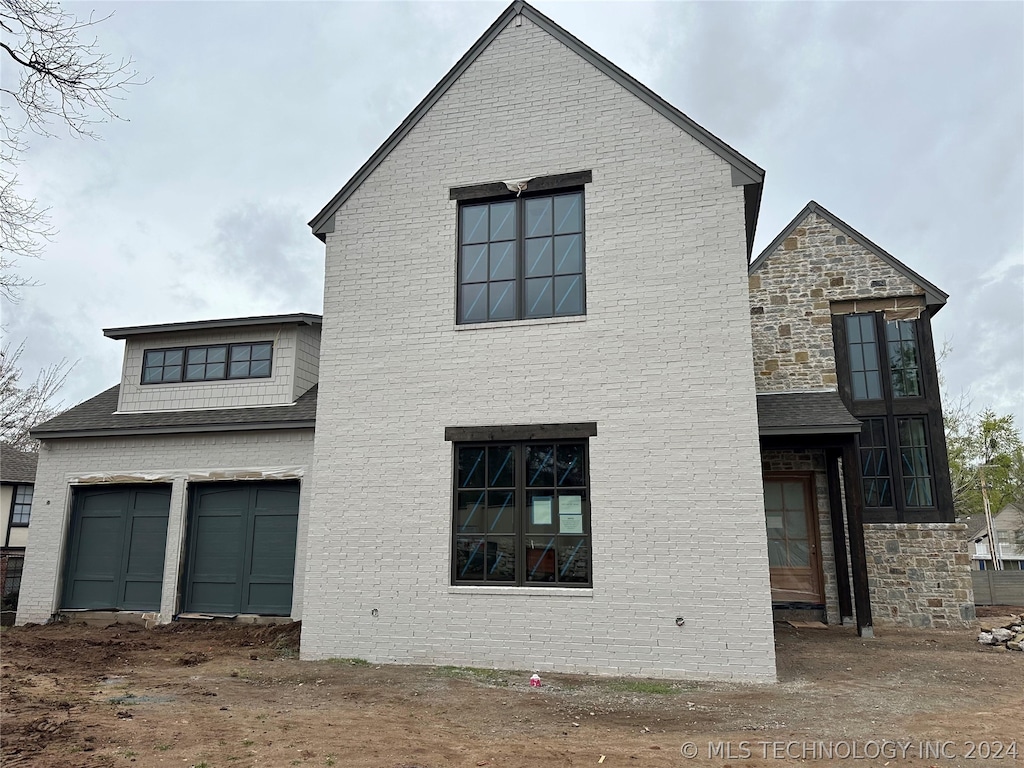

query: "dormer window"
left=142, top=342, right=273, bottom=384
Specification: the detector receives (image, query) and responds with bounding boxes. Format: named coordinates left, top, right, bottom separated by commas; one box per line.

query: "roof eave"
left=758, top=424, right=862, bottom=437
left=104, top=313, right=323, bottom=340
left=33, top=420, right=317, bottom=440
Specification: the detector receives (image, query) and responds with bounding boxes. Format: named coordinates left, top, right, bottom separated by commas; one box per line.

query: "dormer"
left=103, top=314, right=322, bottom=413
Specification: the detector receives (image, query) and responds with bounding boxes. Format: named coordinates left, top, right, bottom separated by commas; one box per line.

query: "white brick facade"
left=16, top=430, right=314, bottom=625
left=301, top=16, right=775, bottom=681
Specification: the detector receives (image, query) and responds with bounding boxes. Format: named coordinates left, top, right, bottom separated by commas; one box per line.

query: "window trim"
left=141, top=341, right=274, bottom=385
left=451, top=439, right=593, bottom=588
left=455, top=183, right=588, bottom=325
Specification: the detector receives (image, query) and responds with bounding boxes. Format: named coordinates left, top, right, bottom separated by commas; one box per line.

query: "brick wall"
left=302, top=15, right=776, bottom=681
left=864, top=523, right=975, bottom=628
left=16, top=429, right=314, bottom=625
left=749, top=212, right=925, bottom=393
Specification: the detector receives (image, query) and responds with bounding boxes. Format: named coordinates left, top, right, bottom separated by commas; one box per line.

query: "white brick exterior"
left=301, top=17, right=775, bottom=681
left=16, top=430, right=314, bottom=625
left=117, top=323, right=320, bottom=412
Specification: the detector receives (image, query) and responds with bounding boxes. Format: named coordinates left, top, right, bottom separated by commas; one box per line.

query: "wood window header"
left=450, top=170, right=593, bottom=201
left=445, top=422, right=598, bottom=442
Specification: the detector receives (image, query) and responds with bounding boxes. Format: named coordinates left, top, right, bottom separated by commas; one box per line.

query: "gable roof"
left=104, top=313, right=322, bottom=340
left=0, top=444, right=38, bottom=484
left=756, top=391, right=861, bottom=436
left=31, top=385, right=318, bottom=440
left=749, top=201, right=948, bottom=309
left=308, top=0, right=764, bottom=255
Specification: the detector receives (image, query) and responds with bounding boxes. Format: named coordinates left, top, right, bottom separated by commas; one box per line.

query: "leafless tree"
left=1, top=0, right=145, bottom=299
left=0, top=339, right=72, bottom=450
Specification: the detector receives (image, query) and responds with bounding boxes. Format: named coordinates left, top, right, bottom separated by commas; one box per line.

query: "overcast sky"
left=4, top=1, right=1022, bottom=427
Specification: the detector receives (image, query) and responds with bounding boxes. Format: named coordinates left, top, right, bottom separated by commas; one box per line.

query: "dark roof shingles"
left=0, top=444, right=39, bottom=483
left=757, top=391, right=861, bottom=436
left=31, top=385, right=317, bottom=438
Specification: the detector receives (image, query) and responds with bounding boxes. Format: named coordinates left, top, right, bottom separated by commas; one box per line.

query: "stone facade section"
left=16, top=429, right=314, bottom=625
left=863, top=523, right=975, bottom=628
left=303, top=16, right=776, bottom=681
left=749, top=212, right=926, bottom=393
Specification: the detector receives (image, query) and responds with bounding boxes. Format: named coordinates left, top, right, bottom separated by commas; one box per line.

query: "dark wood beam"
left=826, top=447, right=854, bottom=623
left=840, top=440, right=874, bottom=637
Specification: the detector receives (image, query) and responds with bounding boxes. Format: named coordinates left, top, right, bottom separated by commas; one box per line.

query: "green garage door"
left=184, top=482, right=299, bottom=616
left=62, top=486, right=171, bottom=611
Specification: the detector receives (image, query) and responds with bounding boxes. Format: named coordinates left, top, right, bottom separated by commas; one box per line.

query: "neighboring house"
left=16, top=315, right=320, bottom=623
left=750, top=201, right=973, bottom=629
left=1, top=444, right=37, bottom=624
left=17, top=1, right=973, bottom=682
left=966, top=503, right=1024, bottom=570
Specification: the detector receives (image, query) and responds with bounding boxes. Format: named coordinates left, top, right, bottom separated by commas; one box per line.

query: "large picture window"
left=458, top=190, right=585, bottom=324
left=453, top=441, right=591, bottom=586
left=142, top=342, right=273, bottom=384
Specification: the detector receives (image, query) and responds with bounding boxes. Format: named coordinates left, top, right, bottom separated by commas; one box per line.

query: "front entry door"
left=763, top=475, right=824, bottom=604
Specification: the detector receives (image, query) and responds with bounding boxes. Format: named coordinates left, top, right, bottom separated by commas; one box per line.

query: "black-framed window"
left=885, top=320, right=922, bottom=397
left=844, top=314, right=883, bottom=400
left=2, top=554, right=23, bottom=600
left=897, top=416, right=934, bottom=507
left=142, top=342, right=273, bottom=384
left=859, top=418, right=892, bottom=508
left=453, top=441, right=591, bottom=586
left=458, top=190, right=585, bottom=324
left=10, top=485, right=33, bottom=526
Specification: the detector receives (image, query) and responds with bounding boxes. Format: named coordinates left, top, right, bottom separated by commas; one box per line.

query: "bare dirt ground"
left=2, top=611, right=1021, bottom=768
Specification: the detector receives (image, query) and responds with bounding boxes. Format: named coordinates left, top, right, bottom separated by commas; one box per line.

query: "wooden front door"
left=763, top=475, right=824, bottom=605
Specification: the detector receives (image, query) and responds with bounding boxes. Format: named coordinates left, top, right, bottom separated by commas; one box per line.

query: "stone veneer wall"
left=761, top=449, right=851, bottom=624
left=748, top=212, right=925, bottom=393
left=863, top=523, right=975, bottom=628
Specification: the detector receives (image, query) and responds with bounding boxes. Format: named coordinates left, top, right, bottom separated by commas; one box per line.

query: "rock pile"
left=977, top=614, right=1024, bottom=651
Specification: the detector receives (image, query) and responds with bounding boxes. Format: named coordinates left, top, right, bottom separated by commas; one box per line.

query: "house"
left=17, top=1, right=974, bottom=681
left=1, top=444, right=37, bottom=625
left=15, top=314, right=320, bottom=622
left=749, top=202, right=973, bottom=629
left=966, top=503, right=1024, bottom=570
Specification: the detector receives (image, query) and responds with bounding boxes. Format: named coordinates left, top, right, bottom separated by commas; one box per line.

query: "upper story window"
left=453, top=440, right=591, bottom=586
left=458, top=190, right=585, bottom=324
left=142, top=342, right=273, bottom=384
left=11, top=485, right=33, bottom=526
left=844, top=314, right=923, bottom=400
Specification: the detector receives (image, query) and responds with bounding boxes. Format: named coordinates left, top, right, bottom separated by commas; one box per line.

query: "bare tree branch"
left=0, top=339, right=74, bottom=450
left=0, top=0, right=146, bottom=298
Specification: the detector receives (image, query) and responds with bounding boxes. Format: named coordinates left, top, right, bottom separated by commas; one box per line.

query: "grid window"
left=845, top=314, right=882, bottom=400
left=897, top=417, right=934, bottom=507
left=453, top=441, right=591, bottom=586
left=886, top=320, right=923, bottom=397
left=143, top=348, right=184, bottom=383
left=859, top=418, right=893, bottom=508
left=11, top=485, right=33, bottom=526
left=185, top=346, right=227, bottom=380
left=141, top=342, right=273, bottom=384
left=2, top=555, right=23, bottom=599
left=458, top=191, right=585, bottom=324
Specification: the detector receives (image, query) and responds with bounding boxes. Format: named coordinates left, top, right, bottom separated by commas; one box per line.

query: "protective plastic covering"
left=70, top=467, right=306, bottom=484
left=503, top=178, right=533, bottom=196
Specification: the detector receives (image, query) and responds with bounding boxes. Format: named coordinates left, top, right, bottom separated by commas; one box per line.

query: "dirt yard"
left=1, top=612, right=1021, bottom=768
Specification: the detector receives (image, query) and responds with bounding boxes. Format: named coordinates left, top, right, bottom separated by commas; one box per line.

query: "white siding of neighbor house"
left=16, top=429, right=314, bottom=625
left=301, top=16, right=775, bottom=681
left=293, top=325, right=322, bottom=402
left=116, top=324, right=315, bottom=413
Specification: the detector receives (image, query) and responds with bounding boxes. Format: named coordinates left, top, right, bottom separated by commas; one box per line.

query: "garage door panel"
left=185, top=482, right=299, bottom=616
left=63, top=486, right=170, bottom=612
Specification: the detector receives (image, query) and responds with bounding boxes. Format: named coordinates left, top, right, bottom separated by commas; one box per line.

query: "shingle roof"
left=104, top=313, right=321, bottom=339
left=756, top=391, right=861, bottom=436
left=308, top=0, right=764, bottom=257
left=749, top=201, right=948, bottom=309
left=31, top=385, right=317, bottom=439
left=0, top=444, right=38, bottom=483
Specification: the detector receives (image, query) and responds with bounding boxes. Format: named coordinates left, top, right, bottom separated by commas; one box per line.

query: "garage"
left=182, top=482, right=299, bottom=616
left=62, top=486, right=171, bottom=611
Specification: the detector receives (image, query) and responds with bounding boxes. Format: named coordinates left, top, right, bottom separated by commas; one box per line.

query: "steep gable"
left=308, top=0, right=764, bottom=256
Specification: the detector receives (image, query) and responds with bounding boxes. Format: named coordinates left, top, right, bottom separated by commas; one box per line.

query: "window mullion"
left=876, top=313, right=895, bottom=402
left=515, top=199, right=525, bottom=320
left=515, top=442, right=525, bottom=586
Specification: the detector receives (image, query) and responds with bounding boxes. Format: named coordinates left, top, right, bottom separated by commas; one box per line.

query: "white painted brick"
left=301, top=17, right=775, bottom=682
